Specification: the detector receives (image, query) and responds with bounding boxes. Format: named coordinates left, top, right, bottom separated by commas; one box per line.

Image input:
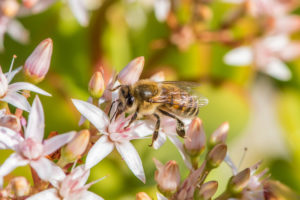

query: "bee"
left=109, top=79, right=208, bottom=146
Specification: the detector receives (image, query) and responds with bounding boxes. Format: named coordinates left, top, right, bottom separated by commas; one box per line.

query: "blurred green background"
left=1, top=0, right=300, bottom=199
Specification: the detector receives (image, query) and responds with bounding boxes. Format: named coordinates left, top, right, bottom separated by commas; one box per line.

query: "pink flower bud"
left=184, top=118, right=206, bottom=157
left=209, top=122, right=229, bottom=149
left=0, top=68, right=8, bottom=97
left=229, top=168, right=250, bottom=194
left=118, top=56, right=144, bottom=85
left=24, top=38, right=53, bottom=83
left=0, top=0, right=20, bottom=17
left=136, top=192, right=152, bottom=200
left=88, top=71, right=105, bottom=98
left=154, top=158, right=181, bottom=197
left=60, top=129, right=90, bottom=164
left=207, top=143, right=227, bottom=169
left=22, top=0, right=39, bottom=8
left=197, top=181, right=218, bottom=200
left=9, top=177, right=30, bottom=197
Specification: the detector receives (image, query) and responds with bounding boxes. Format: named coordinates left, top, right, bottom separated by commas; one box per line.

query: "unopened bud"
left=24, top=38, right=53, bottom=84
left=88, top=72, right=105, bottom=98
left=9, top=177, right=30, bottom=197
left=136, top=192, right=152, bottom=200
left=197, top=181, right=218, bottom=200
left=207, top=143, right=227, bottom=169
left=0, top=0, right=20, bottom=17
left=22, top=0, right=39, bottom=8
left=118, top=56, right=144, bottom=85
left=153, top=158, right=181, bottom=197
left=209, top=122, right=229, bottom=149
left=228, top=168, right=250, bottom=194
left=184, top=118, right=206, bottom=157
left=0, top=68, right=8, bottom=98
left=60, top=130, right=90, bottom=164
left=0, top=114, right=21, bottom=132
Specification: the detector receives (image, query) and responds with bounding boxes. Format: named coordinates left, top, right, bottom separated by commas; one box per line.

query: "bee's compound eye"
left=127, top=96, right=134, bottom=107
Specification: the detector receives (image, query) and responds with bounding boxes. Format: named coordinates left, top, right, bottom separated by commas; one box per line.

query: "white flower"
left=224, top=35, right=300, bottom=81
left=72, top=99, right=153, bottom=183
left=0, top=96, right=76, bottom=188
left=27, top=166, right=104, bottom=200
left=0, top=58, right=51, bottom=112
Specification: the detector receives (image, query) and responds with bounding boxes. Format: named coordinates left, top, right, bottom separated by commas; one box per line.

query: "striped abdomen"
left=157, top=85, right=199, bottom=118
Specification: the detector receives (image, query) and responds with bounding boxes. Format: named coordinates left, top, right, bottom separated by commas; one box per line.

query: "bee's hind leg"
left=149, top=114, right=160, bottom=147
left=158, top=109, right=185, bottom=138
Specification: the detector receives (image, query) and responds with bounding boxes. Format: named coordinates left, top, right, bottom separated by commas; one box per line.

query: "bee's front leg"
left=149, top=114, right=160, bottom=147
left=124, top=107, right=139, bottom=129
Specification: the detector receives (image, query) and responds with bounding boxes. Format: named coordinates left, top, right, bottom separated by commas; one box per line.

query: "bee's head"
left=119, top=85, right=135, bottom=108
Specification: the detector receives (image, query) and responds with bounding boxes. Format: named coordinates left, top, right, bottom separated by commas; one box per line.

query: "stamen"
left=238, top=147, right=248, bottom=170
left=224, top=154, right=238, bottom=175
left=9, top=54, right=17, bottom=74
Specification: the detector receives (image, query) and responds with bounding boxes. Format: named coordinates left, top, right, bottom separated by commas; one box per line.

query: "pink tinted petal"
left=154, top=0, right=171, bottom=22
left=130, top=120, right=154, bottom=138
left=72, top=99, right=109, bottom=132
left=7, top=20, right=29, bottom=45
left=150, top=71, right=165, bottom=82
left=153, top=132, right=166, bottom=150
left=224, top=46, right=253, bottom=66
left=1, top=91, right=31, bottom=112
left=72, top=166, right=90, bottom=188
left=25, top=96, right=44, bottom=142
left=157, top=192, right=168, bottom=200
left=168, top=135, right=192, bottom=169
left=264, top=58, right=291, bottom=81
left=270, top=15, right=300, bottom=34
left=5, top=66, right=22, bottom=83
left=80, top=191, right=104, bottom=200
left=26, top=188, right=59, bottom=200
left=0, top=153, right=28, bottom=179
left=85, top=135, right=114, bottom=169
left=8, top=82, right=51, bottom=96
left=116, top=141, right=145, bottom=183
left=68, top=0, right=89, bottom=26
left=79, top=97, right=93, bottom=126
left=18, top=0, right=57, bottom=16
left=43, top=131, right=76, bottom=155
left=279, top=42, right=300, bottom=61
left=118, top=57, right=144, bottom=85
left=31, top=157, right=65, bottom=184
left=0, top=127, right=23, bottom=150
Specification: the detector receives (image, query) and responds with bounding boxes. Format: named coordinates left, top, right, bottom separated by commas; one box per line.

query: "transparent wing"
left=149, top=81, right=209, bottom=108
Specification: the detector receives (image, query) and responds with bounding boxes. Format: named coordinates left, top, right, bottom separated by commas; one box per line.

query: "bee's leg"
left=124, top=107, right=139, bottom=129
left=149, top=114, right=160, bottom=147
left=110, top=102, right=123, bottom=122
left=158, top=109, right=185, bottom=138
left=108, top=100, right=120, bottom=119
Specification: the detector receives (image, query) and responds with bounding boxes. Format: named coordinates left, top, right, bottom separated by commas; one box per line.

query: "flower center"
left=19, top=138, right=43, bottom=160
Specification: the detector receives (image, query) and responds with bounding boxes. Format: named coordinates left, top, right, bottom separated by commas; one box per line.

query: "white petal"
left=1, top=91, right=31, bottom=112
left=130, top=120, right=155, bottom=138
left=224, top=46, right=253, bottom=66
left=25, top=96, right=44, bottom=142
left=0, top=127, right=23, bottom=150
left=68, top=0, right=89, bottom=27
left=79, top=191, right=104, bottom=200
left=153, top=132, right=166, bottom=149
left=264, top=58, right=291, bottom=81
left=85, top=135, right=114, bottom=169
left=26, top=188, right=59, bottom=200
left=168, top=135, right=192, bottom=169
left=7, top=20, right=29, bottom=44
left=221, top=0, right=244, bottom=3
left=8, top=82, right=51, bottom=96
left=5, top=66, right=22, bottom=83
left=154, top=0, right=171, bottom=22
left=31, top=157, right=65, bottom=184
left=157, top=192, right=168, bottom=200
left=116, top=142, right=145, bottom=183
left=43, top=131, right=76, bottom=155
left=150, top=71, right=165, bottom=82
left=78, top=97, right=93, bottom=126
left=18, top=0, right=57, bottom=16
left=0, top=153, right=28, bottom=179
left=72, top=99, right=109, bottom=133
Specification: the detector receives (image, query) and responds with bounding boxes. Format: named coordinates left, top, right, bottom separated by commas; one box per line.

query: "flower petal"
left=25, top=96, right=44, bottom=142
left=264, top=58, right=291, bottom=81
left=18, top=0, right=57, bottom=16
left=1, top=91, right=31, bottom=112
left=150, top=71, right=165, bottom=82
left=0, top=153, right=28, bottom=183
left=168, top=135, right=192, bottom=169
left=8, top=82, right=51, bottom=96
left=5, top=66, right=22, bottom=83
left=6, top=20, right=29, bottom=44
left=116, top=141, right=145, bottom=183
left=31, top=157, right=65, bottom=185
left=79, top=97, right=93, bottom=126
left=72, top=99, right=109, bottom=132
left=26, top=188, right=59, bottom=200
left=224, top=46, right=253, bottom=66
left=154, top=0, right=171, bottom=22
left=85, top=135, right=114, bottom=169
left=118, top=57, right=144, bottom=85
left=80, top=191, right=104, bottom=200
left=43, top=131, right=76, bottom=155
left=157, top=192, right=168, bottom=200
left=153, top=132, right=166, bottom=150
left=68, top=0, right=89, bottom=27
left=0, top=127, right=23, bottom=150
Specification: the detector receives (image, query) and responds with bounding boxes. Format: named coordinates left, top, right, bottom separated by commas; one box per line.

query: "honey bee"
left=109, top=79, right=208, bottom=146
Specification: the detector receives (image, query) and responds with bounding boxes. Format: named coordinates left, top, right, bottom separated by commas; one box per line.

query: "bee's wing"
left=150, top=81, right=209, bottom=108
